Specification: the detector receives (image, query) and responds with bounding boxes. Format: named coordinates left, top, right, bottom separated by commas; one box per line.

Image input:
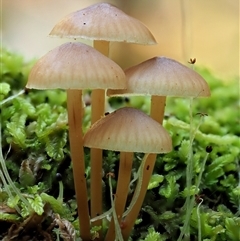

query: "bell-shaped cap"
left=83, top=107, right=172, bottom=153
left=26, top=42, right=126, bottom=90
left=108, top=56, right=210, bottom=97
left=49, top=3, right=156, bottom=45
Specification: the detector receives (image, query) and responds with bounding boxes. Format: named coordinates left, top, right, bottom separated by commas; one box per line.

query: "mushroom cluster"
left=26, top=2, right=210, bottom=241
left=50, top=4, right=156, bottom=235
left=26, top=41, right=126, bottom=240
left=107, top=56, right=210, bottom=239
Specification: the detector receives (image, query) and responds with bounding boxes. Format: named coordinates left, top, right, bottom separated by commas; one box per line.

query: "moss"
left=0, top=48, right=239, bottom=241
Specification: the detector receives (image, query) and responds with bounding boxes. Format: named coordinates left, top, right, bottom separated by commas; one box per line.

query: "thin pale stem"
left=121, top=154, right=156, bottom=240
left=0, top=89, right=25, bottom=105
left=122, top=154, right=150, bottom=218
left=67, top=89, right=91, bottom=240
left=121, top=96, right=166, bottom=240
left=0, top=169, right=21, bottom=213
left=0, top=123, right=31, bottom=213
left=197, top=198, right=203, bottom=241
left=89, top=154, right=149, bottom=226
left=195, top=153, right=209, bottom=241
left=105, top=152, right=133, bottom=241
left=179, top=97, right=194, bottom=241
left=178, top=100, right=208, bottom=241
left=1, top=95, right=30, bottom=214
left=108, top=174, right=124, bottom=241
left=186, top=99, right=194, bottom=199
left=0, top=158, right=31, bottom=211
left=57, top=181, right=63, bottom=204
left=178, top=152, right=209, bottom=241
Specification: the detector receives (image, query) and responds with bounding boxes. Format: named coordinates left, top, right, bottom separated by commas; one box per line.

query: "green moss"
left=0, top=48, right=239, bottom=241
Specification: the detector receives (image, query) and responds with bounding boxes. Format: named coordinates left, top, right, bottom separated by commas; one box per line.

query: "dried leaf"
left=54, top=214, right=76, bottom=241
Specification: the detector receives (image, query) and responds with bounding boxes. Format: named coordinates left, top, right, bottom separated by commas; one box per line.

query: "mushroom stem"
left=150, top=95, right=166, bottom=124
left=90, top=40, right=109, bottom=231
left=121, top=154, right=156, bottom=240
left=121, top=96, right=166, bottom=240
left=67, top=89, right=91, bottom=240
left=105, top=152, right=134, bottom=240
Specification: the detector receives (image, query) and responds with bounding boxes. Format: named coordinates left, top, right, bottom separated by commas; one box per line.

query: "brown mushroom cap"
left=107, top=56, right=211, bottom=97
left=26, top=42, right=126, bottom=90
left=83, top=107, right=172, bottom=153
left=49, top=3, right=156, bottom=45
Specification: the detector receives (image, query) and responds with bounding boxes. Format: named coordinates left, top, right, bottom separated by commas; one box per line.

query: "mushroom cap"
left=83, top=107, right=172, bottom=153
left=107, top=56, right=211, bottom=97
left=49, top=3, right=156, bottom=45
left=26, top=42, right=126, bottom=90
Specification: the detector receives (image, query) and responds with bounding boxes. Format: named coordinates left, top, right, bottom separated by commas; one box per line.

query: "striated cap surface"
left=50, top=3, right=156, bottom=45
left=108, top=56, right=210, bottom=97
left=83, top=107, right=172, bottom=153
left=27, top=42, right=126, bottom=90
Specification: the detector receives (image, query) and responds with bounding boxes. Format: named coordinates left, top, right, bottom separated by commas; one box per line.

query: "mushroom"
left=107, top=56, right=211, bottom=239
left=49, top=2, right=157, bottom=227
left=49, top=2, right=156, bottom=45
left=83, top=107, right=172, bottom=240
left=26, top=42, right=126, bottom=240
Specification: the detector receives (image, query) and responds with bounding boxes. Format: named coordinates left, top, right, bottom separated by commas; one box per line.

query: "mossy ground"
left=0, top=48, right=239, bottom=241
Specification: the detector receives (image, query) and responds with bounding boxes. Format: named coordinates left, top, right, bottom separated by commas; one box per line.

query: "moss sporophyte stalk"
left=1, top=4, right=240, bottom=241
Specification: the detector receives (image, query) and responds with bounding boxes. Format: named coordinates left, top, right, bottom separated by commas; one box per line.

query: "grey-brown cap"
left=26, top=42, right=126, bottom=90
left=49, top=3, right=156, bottom=45
left=108, top=56, right=211, bottom=97
left=83, top=107, right=172, bottom=153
